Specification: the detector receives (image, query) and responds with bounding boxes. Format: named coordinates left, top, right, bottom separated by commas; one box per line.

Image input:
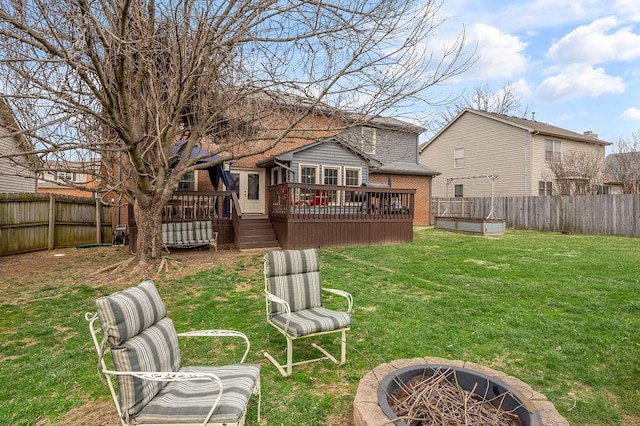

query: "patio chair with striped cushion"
left=86, top=280, right=261, bottom=425
left=263, top=248, right=353, bottom=377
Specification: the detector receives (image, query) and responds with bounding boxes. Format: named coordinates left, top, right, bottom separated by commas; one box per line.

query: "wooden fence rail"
left=432, top=194, right=640, bottom=237
left=0, top=193, right=113, bottom=256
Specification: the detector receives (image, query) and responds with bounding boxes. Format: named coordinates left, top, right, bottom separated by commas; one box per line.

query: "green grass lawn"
left=1, top=228, right=639, bottom=425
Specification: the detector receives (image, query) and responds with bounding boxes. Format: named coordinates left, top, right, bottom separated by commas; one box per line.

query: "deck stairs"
left=236, top=214, right=280, bottom=250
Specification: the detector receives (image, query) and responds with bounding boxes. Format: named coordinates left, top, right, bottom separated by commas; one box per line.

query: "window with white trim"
left=299, top=165, right=318, bottom=184
left=323, top=167, right=340, bottom=186
left=56, top=171, right=75, bottom=181
left=539, top=181, right=553, bottom=196
left=344, top=167, right=362, bottom=203
left=454, top=148, right=464, bottom=168
left=178, top=171, right=195, bottom=191
left=344, top=168, right=361, bottom=186
left=323, top=166, right=340, bottom=204
left=454, top=184, right=463, bottom=198
left=362, top=127, right=376, bottom=154
left=545, top=139, right=561, bottom=162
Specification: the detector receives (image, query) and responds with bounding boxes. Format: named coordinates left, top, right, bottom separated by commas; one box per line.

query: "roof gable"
left=252, top=89, right=426, bottom=134
left=420, top=108, right=611, bottom=152
left=257, top=136, right=379, bottom=168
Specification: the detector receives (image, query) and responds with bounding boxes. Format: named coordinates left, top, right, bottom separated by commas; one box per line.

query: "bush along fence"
left=0, top=193, right=113, bottom=256
left=432, top=194, right=640, bottom=238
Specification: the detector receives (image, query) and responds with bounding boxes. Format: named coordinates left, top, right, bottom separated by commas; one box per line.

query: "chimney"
left=583, top=131, right=598, bottom=139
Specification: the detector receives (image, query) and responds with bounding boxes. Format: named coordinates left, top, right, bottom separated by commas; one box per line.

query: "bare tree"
left=544, top=151, right=605, bottom=196
left=0, top=0, right=471, bottom=273
left=607, top=131, right=640, bottom=194
left=430, top=81, right=529, bottom=132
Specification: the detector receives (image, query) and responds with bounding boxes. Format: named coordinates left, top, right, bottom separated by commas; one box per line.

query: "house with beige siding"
left=0, top=98, right=38, bottom=193
left=419, top=109, right=611, bottom=198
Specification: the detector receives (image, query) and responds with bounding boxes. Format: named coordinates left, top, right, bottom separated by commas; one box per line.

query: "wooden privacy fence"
left=432, top=194, right=640, bottom=237
left=0, top=193, right=113, bottom=256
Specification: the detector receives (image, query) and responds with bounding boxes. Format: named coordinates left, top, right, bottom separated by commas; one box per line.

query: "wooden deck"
left=128, top=185, right=415, bottom=250
left=267, top=183, right=415, bottom=249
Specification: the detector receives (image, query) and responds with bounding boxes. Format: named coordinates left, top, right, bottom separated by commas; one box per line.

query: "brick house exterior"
left=192, top=115, right=437, bottom=226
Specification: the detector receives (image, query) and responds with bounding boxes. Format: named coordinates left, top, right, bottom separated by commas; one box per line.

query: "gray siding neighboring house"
left=419, top=108, right=611, bottom=198
left=0, top=98, right=38, bottom=193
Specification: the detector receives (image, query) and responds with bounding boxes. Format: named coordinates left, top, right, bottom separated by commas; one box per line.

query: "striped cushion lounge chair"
left=264, top=248, right=353, bottom=377
left=87, top=280, right=260, bottom=425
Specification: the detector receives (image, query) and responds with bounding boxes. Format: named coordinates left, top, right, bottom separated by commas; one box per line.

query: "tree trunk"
left=133, top=197, right=166, bottom=268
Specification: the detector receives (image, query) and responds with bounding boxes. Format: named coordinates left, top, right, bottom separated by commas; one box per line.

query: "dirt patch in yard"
left=0, top=245, right=269, bottom=304
left=36, top=400, right=115, bottom=426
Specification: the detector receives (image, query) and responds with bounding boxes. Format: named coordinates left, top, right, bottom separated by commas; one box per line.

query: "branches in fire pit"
left=387, top=368, right=523, bottom=426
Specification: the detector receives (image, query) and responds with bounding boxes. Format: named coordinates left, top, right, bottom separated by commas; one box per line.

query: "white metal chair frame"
left=86, top=312, right=261, bottom=426
left=264, top=249, right=353, bottom=377
left=264, top=289, right=353, bottom=377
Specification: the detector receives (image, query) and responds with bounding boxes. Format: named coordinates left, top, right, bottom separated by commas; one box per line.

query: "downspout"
left=523, top=130, right=529, bottom=195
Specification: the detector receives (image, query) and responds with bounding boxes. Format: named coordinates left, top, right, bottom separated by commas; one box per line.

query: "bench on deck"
left=162, top=221, right=218, bottom=252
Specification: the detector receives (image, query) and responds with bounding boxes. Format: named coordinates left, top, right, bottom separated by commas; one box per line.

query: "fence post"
left=48, top=193, right=56, bottom=250
left=95, top=198, right=102, bottom=243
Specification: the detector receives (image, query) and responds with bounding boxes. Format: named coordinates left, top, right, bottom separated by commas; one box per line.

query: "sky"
left=416, top=0, right=640, bottom=151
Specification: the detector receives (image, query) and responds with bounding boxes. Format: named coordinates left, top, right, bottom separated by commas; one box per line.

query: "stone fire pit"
left=353, top=357, right=568, bottom=426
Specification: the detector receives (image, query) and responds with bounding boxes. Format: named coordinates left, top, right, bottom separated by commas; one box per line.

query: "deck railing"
left=130, top=185, right=415, bottom=250
left=267, top=183, right=414, bottom=221
left=162, top=191, right=235, bottom=221
left=267, top=183, right=415, bottom=249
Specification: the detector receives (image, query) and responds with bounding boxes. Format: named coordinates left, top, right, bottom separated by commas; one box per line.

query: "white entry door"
left=229, top=168, right=264, bottom=214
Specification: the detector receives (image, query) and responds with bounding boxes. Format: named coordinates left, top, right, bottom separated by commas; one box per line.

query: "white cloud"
left=537, top=64, right=626, bottom=101
left=621, top=107, right=640, bottom=120
left=547, top=17, right=640, bottom=64
left=509, top=78, right=533, bottom=99
left=614, top=0, right=640, bottom=22
left=462, top=23, right=528, bottom=80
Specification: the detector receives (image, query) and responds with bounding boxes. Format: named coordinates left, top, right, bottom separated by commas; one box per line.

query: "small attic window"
left=362, top=127, right=376, bottom=154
